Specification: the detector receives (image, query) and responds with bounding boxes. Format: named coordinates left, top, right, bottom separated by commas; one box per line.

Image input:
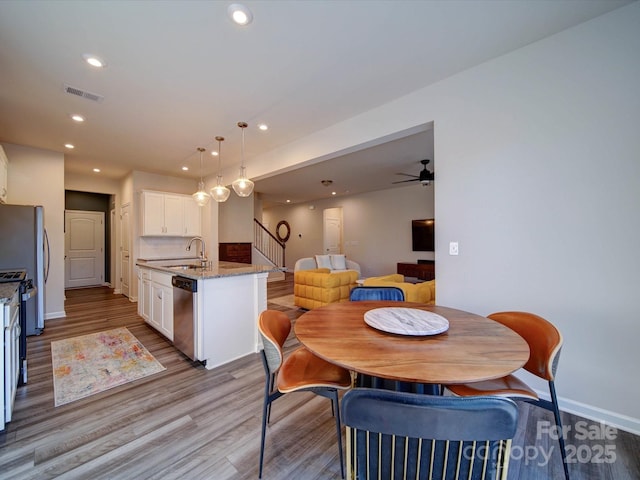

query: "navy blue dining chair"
left=349, top=286, right=405, bottom=301
left=342, top=388, right=519, bottom=480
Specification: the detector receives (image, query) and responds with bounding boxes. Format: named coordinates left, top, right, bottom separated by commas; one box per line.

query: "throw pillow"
left=315, top=254, right=333, bottom=269
left=330, top=254, right=347, bottom=270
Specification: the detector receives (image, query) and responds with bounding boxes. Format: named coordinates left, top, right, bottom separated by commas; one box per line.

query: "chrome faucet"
left=186, top=236, right=207, bottom=265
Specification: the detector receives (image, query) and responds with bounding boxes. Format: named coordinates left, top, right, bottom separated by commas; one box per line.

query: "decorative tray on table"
left=364, top=307, right=449, bottom=336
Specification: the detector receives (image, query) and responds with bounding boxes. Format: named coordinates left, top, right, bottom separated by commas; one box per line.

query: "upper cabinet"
left=140, top=190, right=201, bottom=237
left=183, top=196, right=201, bottom=236
left=0, top=145, right=8, bottom=203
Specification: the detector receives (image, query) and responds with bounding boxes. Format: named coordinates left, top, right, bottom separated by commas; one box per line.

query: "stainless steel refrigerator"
left=0, top=203, right=48, bottom=335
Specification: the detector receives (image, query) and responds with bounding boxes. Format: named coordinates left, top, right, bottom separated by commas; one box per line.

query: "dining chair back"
left=257, top=310, right=352, bottom=478
left=447, top=311, right=569, bottom=480
left=342, top=388, right=518, bottom=480
left=349, top=286, right=405, bottom=301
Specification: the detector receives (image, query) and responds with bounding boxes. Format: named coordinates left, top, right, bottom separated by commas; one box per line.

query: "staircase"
left=254, top=219, right=286, bottom=282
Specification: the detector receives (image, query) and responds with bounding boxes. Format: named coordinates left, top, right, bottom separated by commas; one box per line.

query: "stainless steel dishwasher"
left=172, top=276, right=197, bottom=361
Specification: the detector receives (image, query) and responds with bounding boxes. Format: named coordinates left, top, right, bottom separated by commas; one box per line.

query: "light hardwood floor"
left=0, top=274, right=638, bottom=479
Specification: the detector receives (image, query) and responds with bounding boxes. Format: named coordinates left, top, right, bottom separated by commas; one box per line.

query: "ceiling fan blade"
left=395, top=172, right=419, bottom=178
left=392, top=178, right=419, bottom=184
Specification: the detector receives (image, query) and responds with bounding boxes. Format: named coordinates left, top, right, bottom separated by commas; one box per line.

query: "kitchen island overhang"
left=137, top=260, right=282, bottom=369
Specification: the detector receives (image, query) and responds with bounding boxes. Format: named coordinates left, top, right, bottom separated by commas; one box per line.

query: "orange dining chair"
left=446, top=311, right=569, bottom=480
left=258, top=310, right=352, bottom=479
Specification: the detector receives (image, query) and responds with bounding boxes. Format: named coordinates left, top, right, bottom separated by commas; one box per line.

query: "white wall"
left=442, top=5, right=640, bottom=429
left=219, top=190, right=254, bottom=243
left=263, top=183, right=434, bottom=276
left=3, top=143, right=65, bottom=319
left=65, top=172, right=122, bottom=197
left=252, top=4, right=640, bottom=432
left=432, top=4, right=640, bottom=431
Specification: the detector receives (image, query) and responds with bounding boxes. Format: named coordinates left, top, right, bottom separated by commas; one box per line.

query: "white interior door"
left=323, top=207, right=343, bottom=254
left=121, top=203, right=131, bottom=298
left=110, top=208, right=116, bottom=289
left=65, top=210, right=105, bottom=288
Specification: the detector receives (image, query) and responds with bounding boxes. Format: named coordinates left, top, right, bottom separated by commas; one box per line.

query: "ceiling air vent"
left=63, top=83, right=104, bottom=103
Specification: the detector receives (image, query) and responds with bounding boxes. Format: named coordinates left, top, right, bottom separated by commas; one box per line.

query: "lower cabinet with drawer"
left=138, top=267, right=173, bottom=340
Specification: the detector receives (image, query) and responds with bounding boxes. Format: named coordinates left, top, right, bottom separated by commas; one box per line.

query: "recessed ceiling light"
left=93, top=168, right=100, bottom=173
left=182, top=166, right=189, bottom=171
left=83, top=54, right=107, bottom=68
left=331, top=191, right=337, bottom=195
left=71, top=114, right=85, bottom=122
left=64, top=143, right=74, bottom=149
left=211, top=151, right=218, bottom=156
left=258, top=123, right=268, bottom=131
left=228, top=3, right=253, bottom=26
left=286, top=199, right=291, bottom=203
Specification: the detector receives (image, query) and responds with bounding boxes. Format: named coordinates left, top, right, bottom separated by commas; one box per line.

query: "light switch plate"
left=449, top=242, right=459, bottom=255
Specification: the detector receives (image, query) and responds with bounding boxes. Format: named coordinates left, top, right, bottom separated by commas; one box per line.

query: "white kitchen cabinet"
left=138, top=267, right=173, bottom=341
left=141, top=191, right=165, bottom=236
left=183, top=198, right=201, bottom=236
left=163, top=193, right=185, bottom=236
left=140, top=190, right=201, bottom=237
left=0, top=145, right=8, bottom=203
left=137, top=269, right=151, bottom=321
left=150, top=283, right=164, bottom=331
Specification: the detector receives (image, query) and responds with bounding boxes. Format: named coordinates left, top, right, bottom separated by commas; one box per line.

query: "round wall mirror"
left=276, top=220, right=291, bottom=243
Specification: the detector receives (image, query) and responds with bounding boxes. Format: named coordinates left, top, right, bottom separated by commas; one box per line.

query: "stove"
left=0, top=269, right=30, bottom=394
left=0, top=270, right=27, bottom=283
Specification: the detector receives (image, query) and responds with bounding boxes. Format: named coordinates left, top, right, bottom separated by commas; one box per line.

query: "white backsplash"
left=139, top=236, right=196, bottom=260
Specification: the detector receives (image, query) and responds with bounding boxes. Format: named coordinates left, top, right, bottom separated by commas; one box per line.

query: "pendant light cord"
left=197, top=147, right=205, bottom=182
left=238, top=121, right=248, bottom=169
left=215, top=136, right=224, bottom=173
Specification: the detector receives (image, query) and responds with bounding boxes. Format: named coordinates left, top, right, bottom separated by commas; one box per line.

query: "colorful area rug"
left=269, top=294, right=297, bottom=309
left=51, top=327, right=165, bottom=407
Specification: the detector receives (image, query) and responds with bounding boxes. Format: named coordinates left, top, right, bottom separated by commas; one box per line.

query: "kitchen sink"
left=166, top=264, right=205, bottom=270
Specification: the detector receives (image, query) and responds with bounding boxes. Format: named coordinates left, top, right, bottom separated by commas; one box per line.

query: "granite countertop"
left=137, top=259, right=283, bottom=280
left=0, top=282, right=20, bottom=303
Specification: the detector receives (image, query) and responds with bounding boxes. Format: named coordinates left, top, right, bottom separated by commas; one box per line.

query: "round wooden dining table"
left=294, top=301, right=530, bottom=385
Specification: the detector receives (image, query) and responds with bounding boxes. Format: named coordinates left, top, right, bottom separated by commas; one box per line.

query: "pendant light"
left=192, top=147, right=211, bottom=206
left=210, top=136, right=231, bottom=202
left=231, top=121, right=254, bottom=197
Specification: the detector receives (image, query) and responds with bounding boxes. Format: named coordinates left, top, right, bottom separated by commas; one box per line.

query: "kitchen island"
left=137, top=259, right=282, bottom=370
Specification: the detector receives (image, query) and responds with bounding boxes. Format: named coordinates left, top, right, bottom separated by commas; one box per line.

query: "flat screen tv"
left=412, top=219, right=434, bottom=252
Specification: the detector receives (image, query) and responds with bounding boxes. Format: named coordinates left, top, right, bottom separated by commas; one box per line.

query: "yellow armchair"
left=294, top=268, right=359, bottom=309
left=363, top=274, right=435, bottom=304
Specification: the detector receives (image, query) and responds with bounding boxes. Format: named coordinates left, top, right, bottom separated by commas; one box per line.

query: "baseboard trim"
left=536, top=388, right=640, bottom=436
left=45, top=311, right=66, bottom=320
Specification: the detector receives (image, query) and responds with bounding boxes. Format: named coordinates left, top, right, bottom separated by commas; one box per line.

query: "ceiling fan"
left=393, top=159, right=434, bottom=186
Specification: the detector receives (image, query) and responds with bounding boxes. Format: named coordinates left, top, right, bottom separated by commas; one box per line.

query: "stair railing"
left=254, top=219, right=285, bottom=268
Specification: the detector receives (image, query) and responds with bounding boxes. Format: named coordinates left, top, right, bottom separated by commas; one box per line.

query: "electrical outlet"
left=449, top=242, right=459, bottom=255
